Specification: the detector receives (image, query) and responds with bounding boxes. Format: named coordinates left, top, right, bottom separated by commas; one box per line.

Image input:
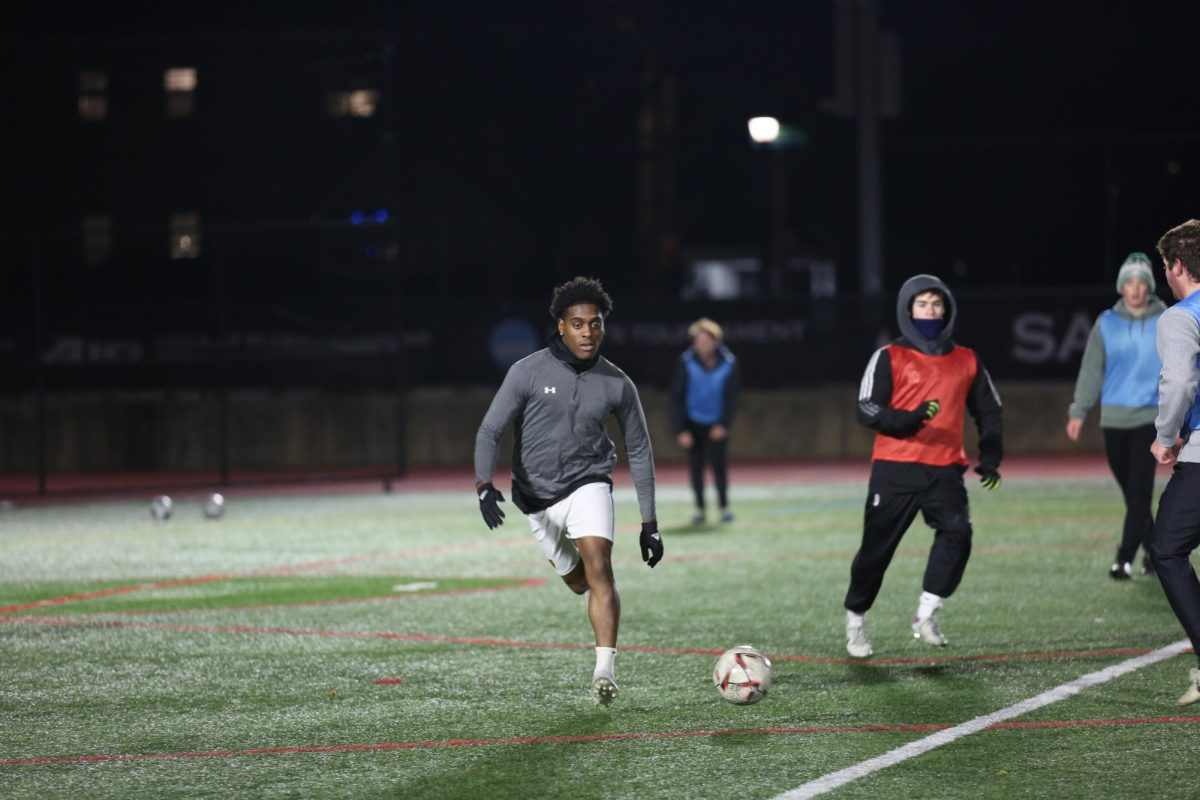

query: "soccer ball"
left=713, top=644, right=773, bottom=705
left=203, top=493, right=225, bottom=519
left=150, top=495, right=173, bottom=521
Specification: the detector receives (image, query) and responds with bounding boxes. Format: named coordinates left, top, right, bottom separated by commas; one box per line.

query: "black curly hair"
left=548, top=276, right=614, bottom=320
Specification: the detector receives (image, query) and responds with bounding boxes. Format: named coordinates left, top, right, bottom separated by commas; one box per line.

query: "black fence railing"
left=0, top=225, right=1136, bottom=495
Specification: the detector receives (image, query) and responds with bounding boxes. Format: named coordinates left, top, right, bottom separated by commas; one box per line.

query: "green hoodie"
left=1068, top=296, right=1167, bottom=428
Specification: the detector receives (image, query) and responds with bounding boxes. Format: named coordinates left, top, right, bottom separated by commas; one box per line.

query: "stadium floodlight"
left=747, top=116, right=781, bottom=145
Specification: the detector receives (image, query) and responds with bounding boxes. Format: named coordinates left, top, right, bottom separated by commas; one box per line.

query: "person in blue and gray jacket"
left=671, top=317, right=741, bottom=525
left=1066, top=251, right=1167, bottom=580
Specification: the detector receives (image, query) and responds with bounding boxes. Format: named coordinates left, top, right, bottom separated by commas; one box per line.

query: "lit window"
left=78, top=95, right=108, bottom=122
left=166, top=93, right=195, bottom=118
left=327, top=89, right=379, bottom=118
left=168, top=212, right=201, bottom=259
left=164, top=67, right=197, bottom=118
left=82, top=214, right=113, bottom=265
left=78, top=69, right=108, bottom=121
left=164, top=67, right=197, bottom=92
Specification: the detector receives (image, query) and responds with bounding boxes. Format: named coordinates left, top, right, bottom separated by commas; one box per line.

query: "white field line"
left=773, top=638, right=1192, bottom=800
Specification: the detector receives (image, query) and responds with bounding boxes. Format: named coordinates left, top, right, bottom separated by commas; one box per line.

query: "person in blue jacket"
left=1066, top=251, right=1167, bottom=579
left=671, top=318, right=741, bottom=525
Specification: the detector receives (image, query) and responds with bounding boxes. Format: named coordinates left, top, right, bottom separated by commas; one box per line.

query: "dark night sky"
left=6, top=2, right=1199, bottom=297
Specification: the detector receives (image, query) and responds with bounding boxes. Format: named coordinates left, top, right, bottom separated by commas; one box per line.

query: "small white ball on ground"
left=203, top=493, right=225, bottom=519
left=150, top=495, right=173, bottom=521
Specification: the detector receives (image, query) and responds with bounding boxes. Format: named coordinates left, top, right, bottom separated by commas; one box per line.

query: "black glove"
left=477, top=482, right=506, bottom=529
left=640, top=521, right=663, bottom=568
left=974, top=466, right=1001, bottom=491
left=893, top=400, right=938, bottom=437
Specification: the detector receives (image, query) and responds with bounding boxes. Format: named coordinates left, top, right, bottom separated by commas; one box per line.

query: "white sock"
left=846, top=610, right=866, bottom=627
left=594, top=647, right=617, bottom=678
left=917, top=591, right=943, bottom=620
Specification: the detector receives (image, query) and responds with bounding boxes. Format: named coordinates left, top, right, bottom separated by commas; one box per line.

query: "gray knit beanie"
left=1116, top=251, right=1155, bottom=294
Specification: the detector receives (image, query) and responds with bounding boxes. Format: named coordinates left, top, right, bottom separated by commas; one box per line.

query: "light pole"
left=747, top=117, right=784, bottom=295
left=833, top=0, right=897, bottom=298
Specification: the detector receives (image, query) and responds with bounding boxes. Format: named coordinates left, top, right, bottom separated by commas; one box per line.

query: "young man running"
left=474, top=276, right=662, bottom=705
left=1147, top=219, right=1200, bottom=705
left=844, top=274, right=1003, bottom=658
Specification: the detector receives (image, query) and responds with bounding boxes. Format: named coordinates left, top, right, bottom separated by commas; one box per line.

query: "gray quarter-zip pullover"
left=475, top=348, right=657, bottom=522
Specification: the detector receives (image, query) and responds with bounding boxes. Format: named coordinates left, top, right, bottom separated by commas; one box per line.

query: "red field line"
left=247, top=538, right=529, bottom=577
left=992, top=715, right=1200, bottom=729
left=95, top=577, right=550, bottom=616
left=0, top=574, right=237, bottom=614
left=0, top=615, right=593, bottom=650
left=4, top=715, right=1198, bottom=766
left=666, top=531, right=1115, bottom=567
left=0, top=537, right=530, bottom=616
left=0, top=613, right=1178, bottom=666
left=1, top=527, right=1112, bottom=617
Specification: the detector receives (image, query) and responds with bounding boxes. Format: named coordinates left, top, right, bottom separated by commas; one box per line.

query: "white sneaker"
left=911, top=613, right=948, bottom=647
left=591, top=673, right=618, bottom=706
left=1177, top=667, right=1200, bottom=706
left=846, top=621, right=873, bottom=658
left=1109, top=562, right=1133, bottom=581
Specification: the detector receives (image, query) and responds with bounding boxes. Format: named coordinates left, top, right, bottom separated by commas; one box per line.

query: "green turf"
left=2, top=476, right=1199, bottom=799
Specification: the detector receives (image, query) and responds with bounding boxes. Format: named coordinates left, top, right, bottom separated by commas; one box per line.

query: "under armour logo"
left=544, top=386, right=556, bottom=394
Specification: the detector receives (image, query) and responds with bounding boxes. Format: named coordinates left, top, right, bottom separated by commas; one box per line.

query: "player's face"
left=1121, top=277, right=1150, bottom=310
left=558, top=303, right=605, bottom=359
left=693, top=330, right=718, bottom=360
left=910, top=291, right=945, bottom=320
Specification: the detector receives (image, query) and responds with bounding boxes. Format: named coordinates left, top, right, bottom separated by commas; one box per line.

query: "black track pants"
left=1151, top=462, right=1200, bottom=659
left=1102, top=424, right=1157, bottom=564
left=844, top=472, right=973, bottom=614
left=686, top=421, right=729, bottom=511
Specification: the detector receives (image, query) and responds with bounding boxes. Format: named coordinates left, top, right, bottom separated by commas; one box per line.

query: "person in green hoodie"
left=1066, top=252, right=1167, bottom=580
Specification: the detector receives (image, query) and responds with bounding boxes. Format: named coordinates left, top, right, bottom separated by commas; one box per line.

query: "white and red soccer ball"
left=713, top=644, right=773, bottom=705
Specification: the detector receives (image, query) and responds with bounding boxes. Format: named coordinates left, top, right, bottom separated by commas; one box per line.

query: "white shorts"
left=526, top=482, right=615, bottom=576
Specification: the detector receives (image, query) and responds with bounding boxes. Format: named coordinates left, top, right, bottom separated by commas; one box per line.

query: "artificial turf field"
left=3, top=463, right=1200, bottom=799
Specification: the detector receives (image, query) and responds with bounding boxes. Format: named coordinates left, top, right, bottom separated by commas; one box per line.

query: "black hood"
left=895, top=274, right=956, bottom=355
